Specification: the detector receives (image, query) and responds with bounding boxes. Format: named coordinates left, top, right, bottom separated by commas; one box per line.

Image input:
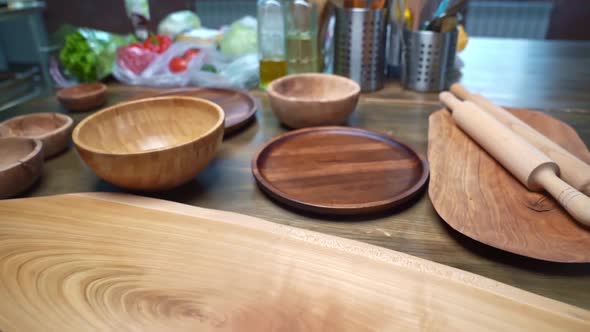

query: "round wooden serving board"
left=252, top=126, right=429, bottom=215
left=428, top=109, right=590, bottom=263
left=133, top=87, right=257, bottom=135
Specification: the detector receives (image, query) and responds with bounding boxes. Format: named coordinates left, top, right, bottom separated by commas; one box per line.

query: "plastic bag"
left=114, top=42, right=207, bottom=87
left=190, top=53, right=259, bottom=89
left=114, top=41, right=259, bottom=89
left=116, top=45, right=158, bottom=75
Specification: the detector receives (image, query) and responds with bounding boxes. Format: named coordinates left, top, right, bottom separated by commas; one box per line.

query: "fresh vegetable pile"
left=55, top=13, right=259, bottom=88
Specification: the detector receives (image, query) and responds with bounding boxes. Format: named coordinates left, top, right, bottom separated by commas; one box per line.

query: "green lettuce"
left=58, top=27, right=134, bottom=82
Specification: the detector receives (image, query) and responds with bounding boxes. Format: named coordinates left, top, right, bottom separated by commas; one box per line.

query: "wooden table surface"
left=2, top=38, right=590, bottom=310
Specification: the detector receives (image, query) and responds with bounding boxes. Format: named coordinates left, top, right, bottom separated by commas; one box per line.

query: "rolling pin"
left=439, top=92, right=590, bottom=227
left=450, top=83, right=590, bottom=196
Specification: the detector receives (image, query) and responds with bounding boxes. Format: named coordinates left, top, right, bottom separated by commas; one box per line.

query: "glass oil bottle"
left=286, top=0, right=319, bottom=74
left=257, top=0, right=288, bottom=89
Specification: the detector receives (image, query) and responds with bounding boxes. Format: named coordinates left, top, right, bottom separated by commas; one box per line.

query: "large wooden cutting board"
left=0, top=193, right=588, bottom=331
left=429, top=109, right=590, bottom=263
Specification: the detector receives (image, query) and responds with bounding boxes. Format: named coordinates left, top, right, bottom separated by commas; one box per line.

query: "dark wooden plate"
left=136, top=87, right=257, bottom=135
left=428, top=109, right=590, bottom=262
left=252, top=126, right=429, bottom=215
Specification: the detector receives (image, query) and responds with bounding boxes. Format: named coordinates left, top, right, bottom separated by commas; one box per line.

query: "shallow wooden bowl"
left=267, top=73, right=360, bottom=128
left=0, top=138, right=43, bottom=199
left=57, top=83, right=107, bottom=112
left=0, top=112, right=73, bottom=159
left=72, top=96, right=225, bottom=191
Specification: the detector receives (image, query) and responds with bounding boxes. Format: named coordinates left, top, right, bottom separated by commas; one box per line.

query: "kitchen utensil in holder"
left=386, top=0, right=404, bottom=78
left=386, top=21, right=403, bottom=77
left=402, top=29, right=458, bottom=92
left=334, top=7, right=387, bottom=92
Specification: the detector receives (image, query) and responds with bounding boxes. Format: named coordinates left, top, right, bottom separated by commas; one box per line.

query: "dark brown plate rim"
left=251, top=126, right=430, bottom=215
left=140, top=87, right=257, bottom=135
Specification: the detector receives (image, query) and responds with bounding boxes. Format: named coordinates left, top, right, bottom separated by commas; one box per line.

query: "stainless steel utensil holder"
left=401, top=29, right=458, bottom=92
left=334, top=7, right=387, bottom=92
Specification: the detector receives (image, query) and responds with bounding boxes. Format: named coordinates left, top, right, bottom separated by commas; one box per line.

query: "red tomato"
left=169, top=56, right=188, bottom=73
left=157, top=35, right=173, bottom=53
left=142, top=37, right=159, bottom=52
left=142, top=35, right=173, bottom=53
left=183, top=48, right=201, bottom=60
left=128, top=42, right=144, bottom=50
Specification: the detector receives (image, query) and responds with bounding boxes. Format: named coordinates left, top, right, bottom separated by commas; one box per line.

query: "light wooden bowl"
left=0, top=112, right=73, bottom=159
left=267, top=73, right=360, bottom=128
left=72, top=96, right=225, bottom=191
left=0, top=138, right=43, bottom=199
left=57, top=83, right=107, bottom=112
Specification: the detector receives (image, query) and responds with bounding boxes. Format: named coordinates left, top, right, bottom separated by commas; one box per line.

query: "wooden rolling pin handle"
left=449, top=83, right=471, bottom=101
left=439, top=91, right=463, bottom=113
left=532, top=166, right=590, bottom=227
left=440, top=92, right=590, bottom=227
left=450, top=83, right=590, bottom=196
left=439, top=92, right=556, bottom=190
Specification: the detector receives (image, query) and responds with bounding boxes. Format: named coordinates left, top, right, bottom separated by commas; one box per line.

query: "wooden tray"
left=252, top=127, right=429, bottom=215
left=135, top=87, right=257, bottom=135
left=0, top=193, right=588, bottom=331
left=428, top=109, right=590, bottom=263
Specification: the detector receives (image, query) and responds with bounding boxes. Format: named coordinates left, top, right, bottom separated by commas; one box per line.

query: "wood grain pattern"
left=267, top=74, right=360, bottom=128
left=57, top=82, right=107, bottom=112
left=0, top=112, right=73, bottom=158
left=0, top=138, right=43, bottom=199
left=133, top=87, right=257, bottom=136
left=0, top=193, right=588, bottom=332
left=428, top=109, right=590, bottom=262
left=72, top=96, right=224, bottom=191
left=253, top=126, right=429, bottom=215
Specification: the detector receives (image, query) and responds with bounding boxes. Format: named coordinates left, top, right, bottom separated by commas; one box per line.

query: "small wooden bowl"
left=267, top=73, right=360, bottom=128
left=57, top=83, right=107, bottom=112
left=0, top=112, right=74, bottom=159
left=0, top=138, right=44, bottom=199
left=73, top=96, right=225, bottom=191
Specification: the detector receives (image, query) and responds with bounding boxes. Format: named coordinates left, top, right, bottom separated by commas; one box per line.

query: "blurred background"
left=0, top=0, right=589, bottom=109
left=22, top=0, right=587, bottom=39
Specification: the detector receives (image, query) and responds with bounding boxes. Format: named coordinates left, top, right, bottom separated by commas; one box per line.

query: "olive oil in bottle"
left=287, top=32, right=319, bottom=73
left=260, top=59, right=288, bottom=88
left=286, top=0, right=319, bottom=74
left=257, top=0, right=288, bottom=90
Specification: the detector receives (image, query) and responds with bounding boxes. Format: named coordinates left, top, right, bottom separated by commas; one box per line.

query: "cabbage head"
left=220, top=17, right=257, bottom=58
